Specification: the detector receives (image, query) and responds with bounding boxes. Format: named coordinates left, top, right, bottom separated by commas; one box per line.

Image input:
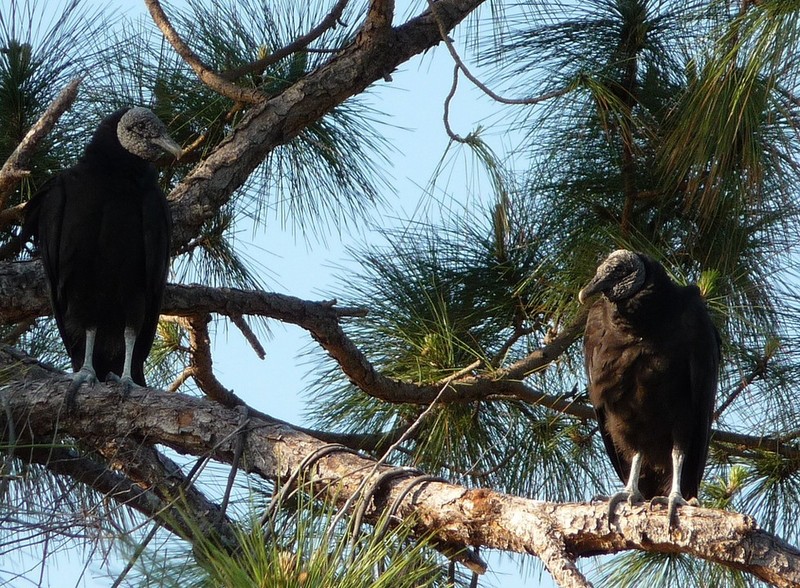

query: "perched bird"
left=578, top=250, right=720, bottom=524
left=23, top=107, right=181, bottom=395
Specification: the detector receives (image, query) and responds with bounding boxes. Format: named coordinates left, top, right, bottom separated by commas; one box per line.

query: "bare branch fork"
left=2, top=362, right=799, bottom=588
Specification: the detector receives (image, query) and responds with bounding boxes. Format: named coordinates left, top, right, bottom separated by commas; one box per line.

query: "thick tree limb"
left=166, top=0, right=486, bottom=252
left=1, top=357, right=798, bottom=588
left=2, top=268, right=799, bottom=459
left=1, top=352, right=239, bottom=551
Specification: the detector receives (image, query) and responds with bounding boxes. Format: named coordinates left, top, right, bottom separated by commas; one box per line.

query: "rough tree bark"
left=2, top=349, right=799, bottom=588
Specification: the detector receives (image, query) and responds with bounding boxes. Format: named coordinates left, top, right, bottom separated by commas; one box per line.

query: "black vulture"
left=23, top=107, right=181, bottom=394
left=578, top=250, right=720, bottom=524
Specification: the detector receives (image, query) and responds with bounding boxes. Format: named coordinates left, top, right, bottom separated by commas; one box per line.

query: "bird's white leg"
left=669, top=447, right=684, bottom=498
left=108, top=327, right=138, bottom=394
left=666, top=446, right=689, bottom=525
left=66, top=328, right=98, bottom=403
left=607, top=452, right=645, bottom=524
left=121, top=326, right=136, bottom=383
left=624, top=452, right=644, bottom=500
left=649, top=445, right=690, bottom=527
left=73, top=328, right=98, bottom=383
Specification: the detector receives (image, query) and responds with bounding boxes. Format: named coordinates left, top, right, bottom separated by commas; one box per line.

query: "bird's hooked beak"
left=152, top=135, right=183, bottom=160
left=578, top=276, right=608, bottom=305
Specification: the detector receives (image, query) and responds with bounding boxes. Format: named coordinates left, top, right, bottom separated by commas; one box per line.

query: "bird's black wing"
left=24, top=174, right=84, bottom=370
left=594, top=404, right=630, bottom=487
left=680, top=290, right=720, bottom=498
left=131, top=179, right=171, bottom=386
left=583, top=301, right=631, bottom=487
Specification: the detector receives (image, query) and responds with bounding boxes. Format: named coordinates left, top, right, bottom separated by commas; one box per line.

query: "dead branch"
left=426, top=0, right=571, bottom=107
left=0, top=78, right=81, bottom=214
left=179, top=313, right=238, bottom=404
left=230, top=313, right=266, bottom=359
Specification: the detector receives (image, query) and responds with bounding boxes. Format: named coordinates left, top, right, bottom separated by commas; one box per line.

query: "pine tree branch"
left=2, top=271, right=800, bottom=460
left=165, top=0, right=487, bottom=253
left=2, top=355, right=799, bottom=588
left=0, top=78, right=81, bottom=216
left=143, top=0, right=266, bottom=104
left=219, top=0, right=350, bottom=83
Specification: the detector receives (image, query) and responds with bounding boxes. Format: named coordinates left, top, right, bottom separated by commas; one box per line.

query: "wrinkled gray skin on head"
left=578, top=249, right=646, bottom=304
left=117, top=107, right=182, bottom=161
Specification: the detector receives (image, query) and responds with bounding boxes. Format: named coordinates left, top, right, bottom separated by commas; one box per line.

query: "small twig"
left=426, top=0, right=571, bottom=107
left=220, top=0, right=350, bottom=82
left=166, top=367, right=194, bottom=393
left=144, top=0, right=265, bottom=104
left=230, top=313, right=266, bottom=359
left=443, top=64, right=466, bottom=142
left=109, top=524, right=159, bottom=588
left=219, top=406, right=250, bottom=520
left=434, top=359, right=481, bottom=387
left=714, top=359, right=769, bottom=421
left=490, top=324, right=535, bottom=368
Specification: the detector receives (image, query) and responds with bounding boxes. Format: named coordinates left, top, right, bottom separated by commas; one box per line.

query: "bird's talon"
left=64, top=367, right=97, bottom=410
left=107, top=373, right=139, bottom=397
left=650, top=492, right=688, bottom=527
left=607, top=489, right=643, bottom=526
left=68, top=368, right=97, bottom=391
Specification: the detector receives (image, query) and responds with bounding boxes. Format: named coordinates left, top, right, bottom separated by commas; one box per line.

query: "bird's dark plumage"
left=579, top=250, right=720, bottom=521
left=23, top=107, right=181, bottom=389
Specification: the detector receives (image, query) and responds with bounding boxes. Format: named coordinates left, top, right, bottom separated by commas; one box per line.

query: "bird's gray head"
left=117, top=107, right=182, bottom=162
left=578, top=249, right=647, bottom=304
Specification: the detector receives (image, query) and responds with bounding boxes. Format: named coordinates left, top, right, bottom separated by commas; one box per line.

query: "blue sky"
left=8, top=1, right=574, bottom=586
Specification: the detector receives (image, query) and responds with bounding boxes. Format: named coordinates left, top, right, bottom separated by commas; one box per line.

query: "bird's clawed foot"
left=607, top=489, right=644, bottom=526
left=107, top=373, right=140, bottom=398
left=65, top=366, right=98, bottom=409
left=650, top=492, right=694, bottom=527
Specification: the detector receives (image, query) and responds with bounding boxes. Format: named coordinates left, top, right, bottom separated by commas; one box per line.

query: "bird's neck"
left=611, top=280, right=674, bottom=327
left=82, top=141, right=151, bottom=175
